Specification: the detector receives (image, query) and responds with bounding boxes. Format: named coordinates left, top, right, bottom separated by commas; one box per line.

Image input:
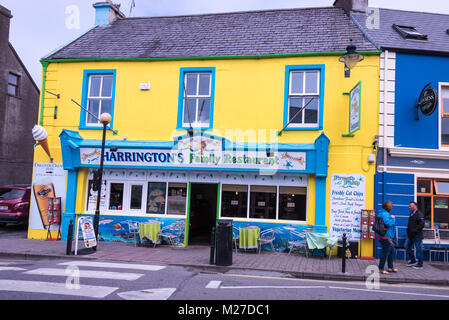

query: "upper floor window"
left=283, top=65, right=324, bottom=130
left=177, top=67, right=215, bottom=130
left=441, top=85, right=449, bottom=147
left=80, top=70, right=116, bottom=129
left=7, top=73, right=20, bottom=97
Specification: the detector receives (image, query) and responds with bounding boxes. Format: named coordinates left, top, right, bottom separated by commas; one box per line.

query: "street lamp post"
left=93, top=112, right=112, bottom=251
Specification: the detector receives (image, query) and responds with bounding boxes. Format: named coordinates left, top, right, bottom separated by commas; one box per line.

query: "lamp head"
left=99, top=113, right=112, bottom=124
left=339, top=44, right=364, bottom=70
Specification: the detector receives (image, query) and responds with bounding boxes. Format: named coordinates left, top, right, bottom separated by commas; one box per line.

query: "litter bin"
left=215, top=219, right=233, bottom=266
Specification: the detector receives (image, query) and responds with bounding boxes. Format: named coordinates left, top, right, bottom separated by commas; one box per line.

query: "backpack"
left=373, top=216, right=387, bottom=236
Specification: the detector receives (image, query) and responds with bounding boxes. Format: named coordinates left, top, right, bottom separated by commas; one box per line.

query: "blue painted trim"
left=61, top=169, right=78, bottom=241
left=176, top=67, right=216, bottom=131
left=283, top=64, right=325, bottom=130
left=79, top=69, right=117, bottom=130
left=315, top=176, right=327, bottom=227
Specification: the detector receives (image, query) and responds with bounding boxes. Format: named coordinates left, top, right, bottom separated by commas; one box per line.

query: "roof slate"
left=46, top=7, right=377, bottom=60
left=352, top=8, right=449, bottom=54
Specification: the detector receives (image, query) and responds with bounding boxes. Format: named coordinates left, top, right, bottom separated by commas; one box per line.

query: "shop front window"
left=167, top=183, right=187, bottom=215
left=109, top=183, right=124, bottom=210
left=249, top=185, right=276, bottom=219
left=221, top=184, right=248, bottom=218
left=147, top=182, right=167, bottom=214
left=278, top=186, right=307, bottom=221
left=129, top=185, right=143, bottom=210
left=417, top=178, right=449, bottom=229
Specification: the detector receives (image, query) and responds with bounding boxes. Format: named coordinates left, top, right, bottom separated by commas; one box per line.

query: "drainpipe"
left=382, top=50, right=389, bottom=204
left=39, top=61, right=49, bottom=126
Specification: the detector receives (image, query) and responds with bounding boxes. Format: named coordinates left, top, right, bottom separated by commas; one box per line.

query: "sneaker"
left=407, top=261, right=417, bottom=267
left=412, top=265, right=423, bottom=270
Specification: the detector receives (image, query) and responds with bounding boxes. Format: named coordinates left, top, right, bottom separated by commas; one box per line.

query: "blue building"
left=352, top=6, right=449, bottom=258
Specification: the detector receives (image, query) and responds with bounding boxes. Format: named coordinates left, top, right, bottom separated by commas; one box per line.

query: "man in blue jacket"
left=405, top=201, right=425, bottom=269
left=377, top=200, right=397, bottom=274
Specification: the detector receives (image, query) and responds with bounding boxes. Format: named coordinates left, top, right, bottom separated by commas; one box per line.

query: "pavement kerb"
left=1, top=250, right=448, bottom=287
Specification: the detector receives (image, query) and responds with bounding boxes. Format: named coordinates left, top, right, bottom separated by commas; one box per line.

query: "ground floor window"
left=221, top=184, right=307, bottom=222
left=417, top=178, right=449, bottom=229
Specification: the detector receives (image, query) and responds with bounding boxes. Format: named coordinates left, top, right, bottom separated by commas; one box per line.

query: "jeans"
left=405, top=236, right=424, bottom=267
left=379, top=238, right=395, bottom=271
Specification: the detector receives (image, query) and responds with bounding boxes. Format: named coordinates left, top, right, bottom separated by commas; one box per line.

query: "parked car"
left=0, top=185, right=31, bottom=226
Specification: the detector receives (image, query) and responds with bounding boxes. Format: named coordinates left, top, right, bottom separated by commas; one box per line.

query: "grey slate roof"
left=352, top=8, right=449, bottom=54
left=46, top=7, right=377, bottom=60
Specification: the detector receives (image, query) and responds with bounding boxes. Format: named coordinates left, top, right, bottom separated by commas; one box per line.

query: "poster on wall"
left=329, top=173, right=365, bottom=241
left=87, top=180, right=107, bottom=212
left=349, top=81, right=361, bottom=134
left=29, top=163, right=67, bottom=231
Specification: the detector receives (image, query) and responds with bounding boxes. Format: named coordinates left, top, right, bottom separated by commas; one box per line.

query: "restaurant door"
left=187, top=183, right=219, bottom=245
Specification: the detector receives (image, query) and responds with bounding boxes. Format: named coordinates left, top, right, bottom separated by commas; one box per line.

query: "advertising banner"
left=29, top=163, right=67, bottom=231
left=329, top=174, right=366, bottom=241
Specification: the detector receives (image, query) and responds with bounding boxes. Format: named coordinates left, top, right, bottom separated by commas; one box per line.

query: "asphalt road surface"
left=0, top=257, right=448, bottom=302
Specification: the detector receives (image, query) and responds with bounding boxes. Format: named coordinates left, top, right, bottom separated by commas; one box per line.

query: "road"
left=0, top=257, right=448, bottom=302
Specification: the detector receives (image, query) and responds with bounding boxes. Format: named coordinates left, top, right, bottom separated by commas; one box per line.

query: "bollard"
left=210, top=227, right=216, bottom=265
left=342, top=233, right=347, bottom=273
left=66, top=219, right=74, bottom=255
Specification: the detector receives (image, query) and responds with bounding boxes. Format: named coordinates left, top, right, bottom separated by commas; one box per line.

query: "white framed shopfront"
left=83, top=168, right=309, bottom=225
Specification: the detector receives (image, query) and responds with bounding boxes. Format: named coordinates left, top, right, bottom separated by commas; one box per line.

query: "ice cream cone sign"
left=32, top=125, right=52, bottom=162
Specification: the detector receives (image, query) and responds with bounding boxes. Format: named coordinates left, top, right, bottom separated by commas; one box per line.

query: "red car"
left=0, top=185, right=31, bottom=226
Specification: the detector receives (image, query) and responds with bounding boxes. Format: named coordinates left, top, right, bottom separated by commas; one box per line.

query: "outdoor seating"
left=287, top=229, right=309, bottom=257
left=258, top=228, right=275, bottom=254
left=239, top=226, right=260, bottom=253
left=122, top=220, right=140, bottom=247
left=394, top=227, right=407, bottom=261
left=138, top=220, right=161, bottom=248
left=159, top=225, right=182, bottom=247
left=232, top=226, right=239, bottom=253
left=423, top=228, right=447, bottom=263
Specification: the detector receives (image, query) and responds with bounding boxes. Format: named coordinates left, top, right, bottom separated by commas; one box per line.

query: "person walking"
left=405, top=201, right=425, bottom=269
left=377, top=201, right=398, bottom=274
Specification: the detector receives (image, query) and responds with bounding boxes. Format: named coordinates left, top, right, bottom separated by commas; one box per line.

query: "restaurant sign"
left=80, top=147, right=306, bottom=171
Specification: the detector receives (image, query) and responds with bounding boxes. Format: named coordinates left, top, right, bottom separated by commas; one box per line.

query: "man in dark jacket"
left=405, top=201, right=425, bottom=269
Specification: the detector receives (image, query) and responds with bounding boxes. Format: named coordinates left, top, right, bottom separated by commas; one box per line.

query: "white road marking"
left=220, top=285, right=326, bottom=289
left=24, top=268, right=144, bottom=281
left=206, top=280, right=222, bottom=288
left=59, top=261, right=165, bottom=271
left=0, top=279, right=118, bottom=298
left=329, top=286, right=449, bottom=299
left=0, top=267, right=26, bottom=272
left=117, top=288, right=176, bottom=300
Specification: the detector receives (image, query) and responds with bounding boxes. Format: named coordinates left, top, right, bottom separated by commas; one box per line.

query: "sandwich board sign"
left=74, top=216, right=97, bottom=254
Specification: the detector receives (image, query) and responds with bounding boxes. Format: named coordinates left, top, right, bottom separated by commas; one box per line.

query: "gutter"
left=39, top=61, right=48, bottom=126
left=41, top=50, right=382, bottom=64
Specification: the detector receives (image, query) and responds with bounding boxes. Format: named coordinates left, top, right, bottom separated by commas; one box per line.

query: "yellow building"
left=29, top=3, right=380, bottom=257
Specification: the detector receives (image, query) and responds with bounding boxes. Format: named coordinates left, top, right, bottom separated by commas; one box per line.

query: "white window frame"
left=182, top=72, right=212, bottom=128
left=287, top=70, right=320, bottom=128
left=439, top=82, right=449, bottom=150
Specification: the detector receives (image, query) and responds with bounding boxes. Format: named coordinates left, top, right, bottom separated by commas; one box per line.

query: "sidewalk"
left=0, top=238, right=448, bottom=286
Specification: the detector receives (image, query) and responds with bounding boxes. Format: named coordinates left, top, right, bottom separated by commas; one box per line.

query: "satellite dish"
left=415, top=83, right=437, bottom=120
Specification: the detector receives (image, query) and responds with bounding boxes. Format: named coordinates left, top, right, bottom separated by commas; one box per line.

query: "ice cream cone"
left=38, top=138, right=51, bottom=160
left=32, top=125, right=52, bottom=161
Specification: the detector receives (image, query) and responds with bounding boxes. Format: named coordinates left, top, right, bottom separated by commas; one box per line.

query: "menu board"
left=329, top=174, right=366, bottom=241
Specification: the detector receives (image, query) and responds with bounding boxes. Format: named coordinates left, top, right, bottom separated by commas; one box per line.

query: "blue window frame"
left=283, top=65, right=325, bottom=131
left=177, top=67, right=215, bottom=130
left=79, top=69, right=117, bottom=130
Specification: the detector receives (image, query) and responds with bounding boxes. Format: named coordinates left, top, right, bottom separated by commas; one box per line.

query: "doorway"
left=188, top=183, right=218, bottom=245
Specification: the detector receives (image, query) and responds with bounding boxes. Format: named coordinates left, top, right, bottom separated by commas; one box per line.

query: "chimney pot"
left=333, top=0, right=368, bottom=14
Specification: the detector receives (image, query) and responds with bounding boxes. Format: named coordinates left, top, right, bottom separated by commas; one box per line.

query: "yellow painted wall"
left=32, top=55, right=380, bottom=255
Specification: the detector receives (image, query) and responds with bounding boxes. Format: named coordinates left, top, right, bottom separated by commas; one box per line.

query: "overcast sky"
left=2, top=0, right=449, bottom=88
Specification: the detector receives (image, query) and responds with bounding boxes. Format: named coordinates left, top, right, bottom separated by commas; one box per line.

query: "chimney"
left=0, top=5, right=12, bottom=46
left=93, top=1, right=125, bottom=26
left=333, top=0, right=368, bottom=14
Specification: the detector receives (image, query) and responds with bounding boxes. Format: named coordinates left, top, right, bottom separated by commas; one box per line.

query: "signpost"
left=342, top=81, right=362, bottom=137
left=74, top=216, right=97, bottom=255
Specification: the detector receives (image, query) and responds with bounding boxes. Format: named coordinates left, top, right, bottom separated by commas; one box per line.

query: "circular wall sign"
left=417, top=83, right=437, bottom=116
